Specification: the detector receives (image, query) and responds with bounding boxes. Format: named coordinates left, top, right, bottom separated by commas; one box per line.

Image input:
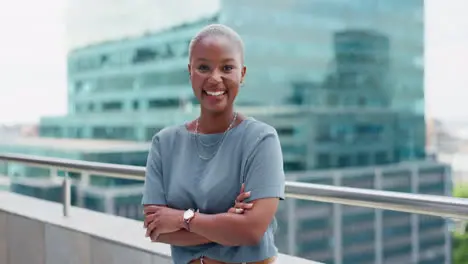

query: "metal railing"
left=1, top=153, right=468, bottom=227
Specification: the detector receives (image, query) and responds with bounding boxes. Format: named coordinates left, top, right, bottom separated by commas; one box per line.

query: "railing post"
left=374, top=169, right=383, bottom=264
left=50, top=168, right=59, bottom=181
left=62, top=172, right=71, bottom=217
left=77, top=172, right=90, bottom=207
left=410, top=166, right=419, bottom=264
left=105, top=193, right=115, bottom=215
left=81, top=172, right=90, bottom=186
left=444, top=166, right=452, bottom=264
left=286, top=194, right=297, bottom=255
left=332, top=172, right=342, bottom=264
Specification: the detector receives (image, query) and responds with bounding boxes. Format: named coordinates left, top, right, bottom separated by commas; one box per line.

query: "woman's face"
left=188, top=35, right=246, bottom=114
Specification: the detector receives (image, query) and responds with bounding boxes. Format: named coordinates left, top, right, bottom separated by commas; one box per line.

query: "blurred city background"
left=0, top=0, right=467, bottom=263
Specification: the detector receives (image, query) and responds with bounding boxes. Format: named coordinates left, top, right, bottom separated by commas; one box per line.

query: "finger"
left=146, top=221, right=158, bottom=237
left=228, top=207, right=245, bottom=214
left=240, top=183, right=245, bottom=193
left=235, top=202, right=254, bottom=210
left=150, top=233, right=160, bottom=242
left=144, top=206, right=158, bottom=215
left=236, top=191, right=251, bottom=203
left=234, top=208, right=244, bottom=214
left=143, top=214, right=155, bottom=228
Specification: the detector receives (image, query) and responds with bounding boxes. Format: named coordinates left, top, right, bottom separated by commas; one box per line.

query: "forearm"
left=189, top=212, right=261, bottom=246
left=155, top=229, right=212, bottom=246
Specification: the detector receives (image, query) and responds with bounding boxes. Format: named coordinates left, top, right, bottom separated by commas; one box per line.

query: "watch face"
left=184, top=209, right=194, bottom=220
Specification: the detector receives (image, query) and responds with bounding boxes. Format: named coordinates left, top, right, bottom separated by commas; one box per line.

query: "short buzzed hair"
left=188, top=24, right=245, bottom=63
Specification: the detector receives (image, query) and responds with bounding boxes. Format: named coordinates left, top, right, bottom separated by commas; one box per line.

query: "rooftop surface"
left=0, top=191, right=321, bottom=264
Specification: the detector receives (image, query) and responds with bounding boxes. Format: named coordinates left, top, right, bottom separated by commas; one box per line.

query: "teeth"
left=206, top=91, right=225, bottom=96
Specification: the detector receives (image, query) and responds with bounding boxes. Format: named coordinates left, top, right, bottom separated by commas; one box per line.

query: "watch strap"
left=184, top=209, right=197, bottom=232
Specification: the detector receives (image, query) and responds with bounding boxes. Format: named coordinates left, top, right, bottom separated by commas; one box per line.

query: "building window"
left=316, top=153, right=331, bottom=169
left=356, top=152, right=369, bottom=166
left=148, top=99, right=179, bottom=109
left=376, top=151, right=388, bottom=164
left=283, top=161, right=305, bottom=171
left=102, top=102, right=122, bottom=111
left=95, top=76, right=134, bottom=92
left=338, top=154, right=351, bottom=168
left=92, top=126, right=135, bottom=140
left=132, top=48, right=157, bottom=63
left=276, top=127, right=294, bottom=136
left=132, top=100, right=139, bottom=110
left=140, top=70, right=189, bottom=87
left=74, top=81, right=83, bottom=93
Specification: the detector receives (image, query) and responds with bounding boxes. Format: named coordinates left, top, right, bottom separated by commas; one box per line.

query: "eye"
left=197, top=64, right=210, bottom=72
left=223, top=65, right=234, bottom=72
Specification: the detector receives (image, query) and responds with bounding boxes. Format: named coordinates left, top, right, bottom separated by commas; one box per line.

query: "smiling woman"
left=142, top=24, right=284, bottom=264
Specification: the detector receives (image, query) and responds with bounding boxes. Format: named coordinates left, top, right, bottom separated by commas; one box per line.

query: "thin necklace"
left=194, top=112, right=238, bottom=160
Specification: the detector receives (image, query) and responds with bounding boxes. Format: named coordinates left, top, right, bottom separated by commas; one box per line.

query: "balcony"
left=0, top=153, right=467, bottom=264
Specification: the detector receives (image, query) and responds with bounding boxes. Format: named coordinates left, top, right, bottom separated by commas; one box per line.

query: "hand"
left=144, top=206, right=184, bottom=240
left=228, top=183, right=253, bottom=214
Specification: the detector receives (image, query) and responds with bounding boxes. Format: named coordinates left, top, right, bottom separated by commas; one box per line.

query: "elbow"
left=220, top=227, right=264, bottom=246
left=243, top=227, right=265, bottom=246
left=245, top=234, right=262, bottom=246
left=239, top=218, right=269, bottom=246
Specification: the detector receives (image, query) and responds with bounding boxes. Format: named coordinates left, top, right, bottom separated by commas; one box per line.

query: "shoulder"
left=238, top=118, right=280, bottom=159
left=150, top=124, right=186, bottom=147
left=241, top=118, right=279, bottom=143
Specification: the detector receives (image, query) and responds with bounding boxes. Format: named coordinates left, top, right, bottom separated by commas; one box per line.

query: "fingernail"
left=247, top=191, right=251, bottom=195
left=246, top=203, right=253, bottom=208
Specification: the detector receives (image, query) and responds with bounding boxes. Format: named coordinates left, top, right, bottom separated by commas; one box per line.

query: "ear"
left=240, top=65, right=247, bottom=84
left=187, top=64, right=191, bottom=79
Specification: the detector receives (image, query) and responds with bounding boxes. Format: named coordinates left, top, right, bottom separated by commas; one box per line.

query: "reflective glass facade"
left=222, top=0, right=424, bottom=111
left=221, top=0, right=426, bottom=171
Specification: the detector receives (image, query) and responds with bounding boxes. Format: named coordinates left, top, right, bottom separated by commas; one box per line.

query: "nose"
left=208, top=69, right=223, bottom=83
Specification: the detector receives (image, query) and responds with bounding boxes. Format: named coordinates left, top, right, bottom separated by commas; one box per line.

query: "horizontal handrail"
left=1, top=152, right=468, bottom=221
left=286, top=182, right=468, bottom=221
left=0, top=153, right=145, bottom=180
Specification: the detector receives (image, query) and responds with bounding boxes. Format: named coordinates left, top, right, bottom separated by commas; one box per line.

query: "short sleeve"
left=243, top=131, right=285, bottom=203
left=141, top=136, right=167, bottom=205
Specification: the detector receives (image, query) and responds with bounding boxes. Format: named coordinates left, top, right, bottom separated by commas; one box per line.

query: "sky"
left=0, top=0, right=466, bottom=125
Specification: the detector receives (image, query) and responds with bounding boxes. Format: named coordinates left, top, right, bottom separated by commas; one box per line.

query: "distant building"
left=278, top=161, right=450, bottom=264
left=0, top=137, right=149, bottom=180
left=41, top=15, right=219, bottom=141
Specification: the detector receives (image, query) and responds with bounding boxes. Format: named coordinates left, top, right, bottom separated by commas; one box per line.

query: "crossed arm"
left=144, top=190, right=279, bottom=247
left=149, top=221, right=210, bottom=246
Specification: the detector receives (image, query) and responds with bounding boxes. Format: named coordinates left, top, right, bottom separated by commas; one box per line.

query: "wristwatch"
left=183, top=209, right=196, bottom=231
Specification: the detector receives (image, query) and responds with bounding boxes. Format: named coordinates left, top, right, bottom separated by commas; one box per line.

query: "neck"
left=198, top=107, right=236, bottom=134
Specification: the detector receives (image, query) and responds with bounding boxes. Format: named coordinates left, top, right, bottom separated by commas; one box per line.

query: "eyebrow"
left=195, top=58, right=236, bottom=63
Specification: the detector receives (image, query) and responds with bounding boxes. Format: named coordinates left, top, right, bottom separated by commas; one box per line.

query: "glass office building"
left=221, top=0, right=426, bottom=166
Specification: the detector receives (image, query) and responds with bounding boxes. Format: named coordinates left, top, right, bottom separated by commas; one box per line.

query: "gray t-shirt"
left=142, top=118, right=285, bottom=264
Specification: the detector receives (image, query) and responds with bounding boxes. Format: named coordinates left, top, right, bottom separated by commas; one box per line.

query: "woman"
left=142, top=24, right=285, bottom=264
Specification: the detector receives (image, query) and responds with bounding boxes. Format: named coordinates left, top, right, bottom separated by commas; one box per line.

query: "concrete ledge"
left=0, top=191, right=320, bottom=264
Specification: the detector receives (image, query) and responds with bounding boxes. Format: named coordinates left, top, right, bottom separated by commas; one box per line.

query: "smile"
left=203, top=90, right=227, bottom=96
